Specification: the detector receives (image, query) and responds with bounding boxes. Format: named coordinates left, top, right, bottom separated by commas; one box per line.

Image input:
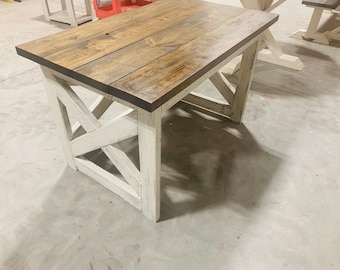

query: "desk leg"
left=230, top=41, right=258, bottom=123
left=41, top=67, right=77, bottom=170
left=137, top=108, right=162, bottom=222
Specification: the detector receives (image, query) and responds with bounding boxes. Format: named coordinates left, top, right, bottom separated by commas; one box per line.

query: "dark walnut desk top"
left=16, top=0, right=278, bottom=112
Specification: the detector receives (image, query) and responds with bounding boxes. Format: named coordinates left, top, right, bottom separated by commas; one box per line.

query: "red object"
left=93, top=0, right=156, bottom=19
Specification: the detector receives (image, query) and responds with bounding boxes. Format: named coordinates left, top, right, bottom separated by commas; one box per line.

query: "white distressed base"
left=39, top=40, right=259, bottom=221
left=41, top=66, right=142, bottom=213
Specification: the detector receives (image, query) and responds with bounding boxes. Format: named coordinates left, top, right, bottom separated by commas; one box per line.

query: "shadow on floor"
left=80, top=102, right=283, bottom=221
left=1, top=103, right=283, bottom=269
left=159, top=103, right=283, bottom=220
left=31, top=15, right=72, bottom=30
left=224, top=42, right=340, bottom=99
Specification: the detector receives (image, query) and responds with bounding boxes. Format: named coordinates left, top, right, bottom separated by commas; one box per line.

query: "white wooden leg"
left=84, top=0, right=92, bottom=16
left=61, top=0, right=67, bottom=10
left=137, top=108, right=162, bottom=222
left=290, top=7, right=336, bottom=45
left=65, top=0, right=78, bottom=27
left=41, top=0, right=51, bottom=22
left=41, top=66, right=77, bottom=169
left=230, top=41, right=258, bottom=123
left=257, top=30, right=304, bottom=70
left=307, top=7, right=323, bottom=33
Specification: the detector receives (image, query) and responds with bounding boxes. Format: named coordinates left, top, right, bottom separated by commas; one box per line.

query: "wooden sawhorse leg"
left=41, top=66, right=144, bottom=216
left=290, top=6, right=340, bottom=45
left=221, top=0, right=304, bottom=75
left=41, top=65, right=163, bottom=221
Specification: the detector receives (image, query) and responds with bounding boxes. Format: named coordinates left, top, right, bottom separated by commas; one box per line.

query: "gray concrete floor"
left=1, top=0, right=340, bottom=269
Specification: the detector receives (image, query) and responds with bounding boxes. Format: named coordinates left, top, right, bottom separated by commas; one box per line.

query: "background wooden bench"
left=290, top=0, right=340, bottom=44
left=220, top=0, right=303, bottom=75
left=302, top=0, right=340, bottom=9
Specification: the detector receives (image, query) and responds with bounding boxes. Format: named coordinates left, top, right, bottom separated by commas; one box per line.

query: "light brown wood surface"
left=16, top=0, right=278, bottom=112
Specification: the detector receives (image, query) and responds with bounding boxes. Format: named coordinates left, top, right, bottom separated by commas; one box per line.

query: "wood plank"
left=74, top=9, right=234, bottom=84
left=75, top=157, right=141, bottom=210
left=182, top=92, right=231, bottom=117
left=112, top=10, right=278, bottom=111
left=72, top=95, right=113, bottom=138
left=102, top=144, right=142, bottom=195
left=209, top=71, right=235, bottom=104
left=70, top=111, right=137, bottom=156
left=45, top=5, right=210, bottom=70
left=15, top=0, right=181, bottom=57
left=55, top=79, right=99, bottom=132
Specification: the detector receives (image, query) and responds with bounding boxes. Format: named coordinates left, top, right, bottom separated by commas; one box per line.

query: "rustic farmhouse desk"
left=16, top=0, right=277, bottom=221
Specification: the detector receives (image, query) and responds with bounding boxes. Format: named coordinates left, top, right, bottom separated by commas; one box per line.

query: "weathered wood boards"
left=16, top=0, right=277, bottom=112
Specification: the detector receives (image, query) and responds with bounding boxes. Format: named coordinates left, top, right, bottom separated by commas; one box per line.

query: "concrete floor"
left=1, top=0, right=340, bottom=269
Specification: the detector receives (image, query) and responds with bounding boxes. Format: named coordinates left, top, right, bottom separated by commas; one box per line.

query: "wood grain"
left=16, top=0, right=278, bottom=112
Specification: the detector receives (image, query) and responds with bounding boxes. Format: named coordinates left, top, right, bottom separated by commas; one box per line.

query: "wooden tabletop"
left=16, top=0, right=278, bottom=112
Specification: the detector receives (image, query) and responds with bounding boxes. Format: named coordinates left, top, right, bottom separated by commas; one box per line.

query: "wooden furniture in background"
left=41, top=0, right=92, bottom=27
left=221, top=0, right=304, bottom=75
left=290, top=0, right=340, bottom=45
left=16, top=0, right=278, bottom=221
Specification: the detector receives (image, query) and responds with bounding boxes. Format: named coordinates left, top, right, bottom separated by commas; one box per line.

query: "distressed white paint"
left=209, top=71, right=235, bottom=104
left=182, top=92, right=231, bottom=117
left=41, top=67, right=77, bottom=170
left=75, top=158, right=141, bottom=209
left=70, top=112, right=137, bottom=156
left=230, top=42, right=258, bottom=123
left=137, top=108, right=162, bottom=222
